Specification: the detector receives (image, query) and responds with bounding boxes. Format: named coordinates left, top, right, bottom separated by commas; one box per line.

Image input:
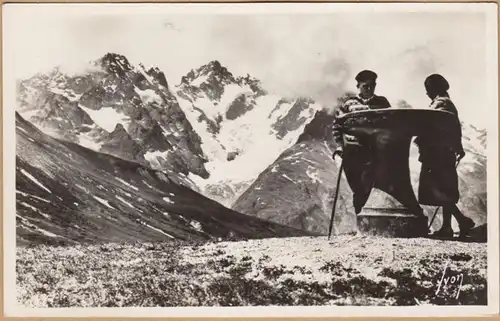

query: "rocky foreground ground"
left=16, top=235, right=487, bottom=307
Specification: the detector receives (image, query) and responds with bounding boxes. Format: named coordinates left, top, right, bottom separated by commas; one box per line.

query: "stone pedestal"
left=357, top=207, right=428, bottom=238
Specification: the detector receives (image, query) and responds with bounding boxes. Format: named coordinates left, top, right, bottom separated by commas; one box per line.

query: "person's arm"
left=432, top=98, right=465, bottom=161
left=331, top=99, right=353, bottom=157
left=382, top=96, right=391, bottom=108
left=331, top=103, right=346, bottom=152
left=370, top=96, right=391, bottom=109
left=377, top=96, right=391, bottom=109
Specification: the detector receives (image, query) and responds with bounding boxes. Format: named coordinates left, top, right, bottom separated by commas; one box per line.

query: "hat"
left=355, top=70, right=378, bottom=83
left=424, top=74, right=450, bottom=92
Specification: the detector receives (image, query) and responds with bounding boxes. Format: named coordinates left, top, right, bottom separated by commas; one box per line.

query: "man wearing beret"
left=331, top=70, right=392, bottom=214
left=332, top=70, right=391, bottom=155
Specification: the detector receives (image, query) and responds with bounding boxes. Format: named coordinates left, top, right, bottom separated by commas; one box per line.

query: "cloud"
left=162, top=21, right=182, bottom=32
left=4, top=7, right=492, bottom=127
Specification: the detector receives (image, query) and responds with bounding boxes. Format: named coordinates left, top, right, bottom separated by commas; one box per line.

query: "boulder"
left=357, top=207, right=428, bottom=238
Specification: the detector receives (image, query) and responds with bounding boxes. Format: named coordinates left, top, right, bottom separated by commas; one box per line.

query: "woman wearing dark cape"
left=416, top=74, right=475, bottom=238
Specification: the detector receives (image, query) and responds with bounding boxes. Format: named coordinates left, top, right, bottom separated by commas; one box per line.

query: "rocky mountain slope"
left=17, top=54, right=321, bottom=206
left=17, top=54, right=209, bottom=191
left=232, top=97, right=488, bottom=236
left=15, top=112, right=315, bottom=246
left=176, top=61, right=321, bottom=206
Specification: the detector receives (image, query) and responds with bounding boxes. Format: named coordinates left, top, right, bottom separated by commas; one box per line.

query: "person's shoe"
left=430, top=226, right=454, bottom=238
left=458, top=217, right=475, bottom=238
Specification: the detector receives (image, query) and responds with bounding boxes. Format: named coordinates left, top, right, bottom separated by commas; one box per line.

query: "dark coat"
left=416, top=95, right=464, bottom=206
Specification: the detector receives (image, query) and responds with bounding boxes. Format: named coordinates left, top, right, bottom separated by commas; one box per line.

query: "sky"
left=3, top=3, right=497, bottom=128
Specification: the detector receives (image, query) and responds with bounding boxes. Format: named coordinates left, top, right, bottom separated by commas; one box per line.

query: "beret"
left=355, top=70, right=378, bottom=82
left=424, top=74, right=450, bottom=92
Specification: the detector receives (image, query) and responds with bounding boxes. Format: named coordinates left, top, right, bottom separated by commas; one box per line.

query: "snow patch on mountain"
left=220, top=85, right=253, bottom=113
left=93, top=196, right=115, bottom=209
left=144, top=150, right=171, bottom=168
left=190, top=75, right=209, bottom=87
left=298, top=106, right=315, bottom=120
left=19, top=202, right=51, bottom=220
left=144, top=223, right=175, bottom=239
left=20, top=218, right=59, bottom=238
left=137, top=67, right=155, bottom=86
left=16, top=191, right=51, bottom=204
left=179, top=87, right=321, bottom=205
left=174, top=94, right=223, bottom=154
left=50, top=88, right=82, bottom=102
left=116, top=195, right=136, bottom=209
left=20, top=169, right=51, bottom=194
left=78, top=132, right=103, bottom=150
left=79, top=105, right=130, bottom=133
left=190, top=220, right=203, bottom=232
left=115, top=177, right=139, bottom=191
left=306, top=166, right=322, bottom=184
left=142, top=180, right=155, bottom=189
left=134, top=87, right=162, bottom=105
left=163, top=197, right=175, bottom=204
left=269, top=99, right=294, bottom=123
left=75, top=184, right=88, bottom=193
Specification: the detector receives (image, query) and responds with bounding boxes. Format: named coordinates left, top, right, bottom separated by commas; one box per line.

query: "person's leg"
left=441, top=205, right=453, bottom=229
left=433, top=205, right=454, bottom=237
left=344, top=143, right=374, bottom=214
left=451, top=204, right=466, bottom=222
left=451, top=204, right=475, bottom=237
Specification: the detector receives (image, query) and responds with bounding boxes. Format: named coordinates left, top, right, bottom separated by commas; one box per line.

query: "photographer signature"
left=435, top=261, right=465, bottom=299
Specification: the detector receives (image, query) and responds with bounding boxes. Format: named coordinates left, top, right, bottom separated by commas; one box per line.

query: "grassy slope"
left=17, top=235, right=486, bottom=307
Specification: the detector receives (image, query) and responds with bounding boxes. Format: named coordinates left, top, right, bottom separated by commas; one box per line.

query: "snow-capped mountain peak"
left=17, top=53, right=323, bottom=207
left=181, top=60, right=236, bottom=88
left=97, top=52, right=133, bottom=76
left=178, top=60, right=240, bottom=104
left=17, top=52, right=210, bottom=191
left=173, top=62, right=323, bottom=206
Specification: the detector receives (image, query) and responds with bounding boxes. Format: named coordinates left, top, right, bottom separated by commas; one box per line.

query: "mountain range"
left=16, top=52, right=487, bottom=243
left=17, top=54, right=321, bottom=207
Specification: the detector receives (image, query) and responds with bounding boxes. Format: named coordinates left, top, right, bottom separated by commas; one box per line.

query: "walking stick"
left=427, top=159, right=461, bottom=231
left=427, top=206, right=441, bottom=232
left=328, top=158, right=344, bottom=240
